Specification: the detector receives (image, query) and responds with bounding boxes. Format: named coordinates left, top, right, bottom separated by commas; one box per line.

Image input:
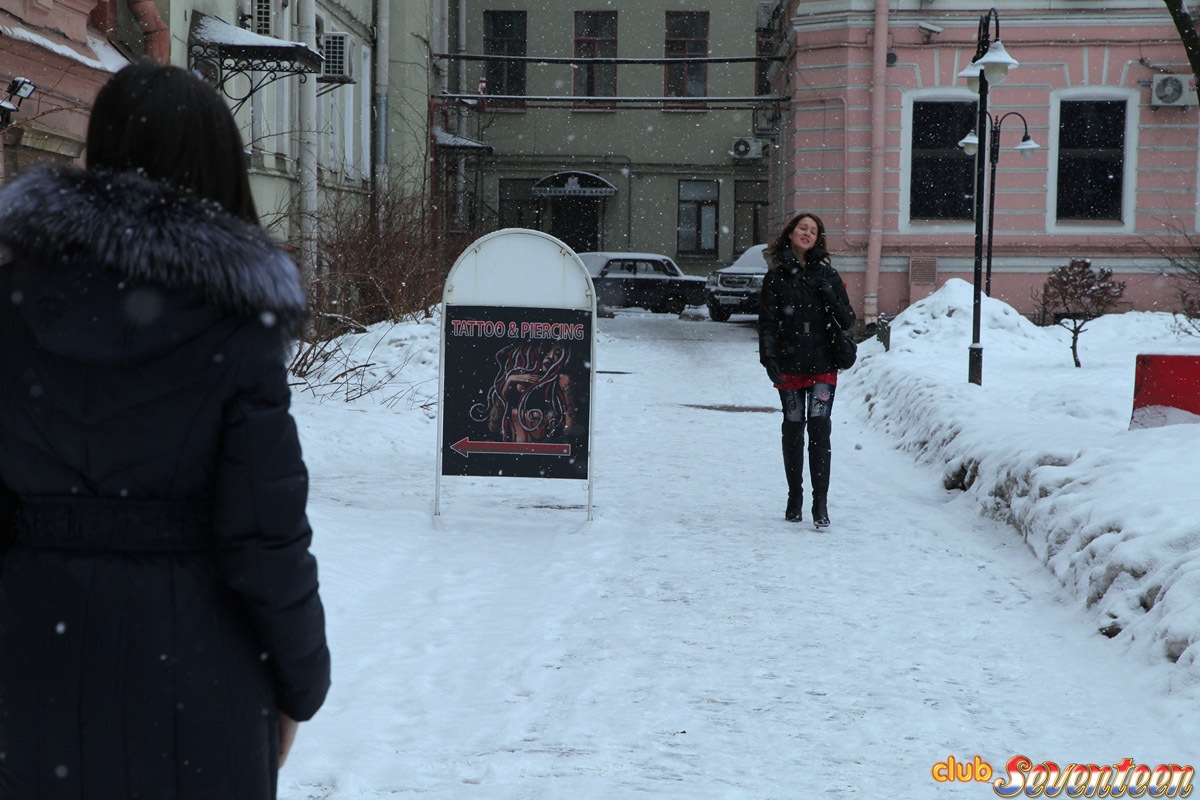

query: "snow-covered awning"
left=532, top=171, right=617, bottom=198
left=434, top=127, right=492, bottom=152
left=188, top=13, right=322, bottom=112
left=188, top=13, right=322, bottom=77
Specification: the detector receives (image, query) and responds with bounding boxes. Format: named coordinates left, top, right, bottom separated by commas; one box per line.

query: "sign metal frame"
left=434, top=229, right=597, bottom=519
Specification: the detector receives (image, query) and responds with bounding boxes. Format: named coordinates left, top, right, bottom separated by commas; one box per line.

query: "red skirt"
left=773, top=371, right=838, bottom=390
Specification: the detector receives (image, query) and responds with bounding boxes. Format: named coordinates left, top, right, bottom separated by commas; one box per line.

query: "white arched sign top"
left=443, top=228, right=595, bottom=311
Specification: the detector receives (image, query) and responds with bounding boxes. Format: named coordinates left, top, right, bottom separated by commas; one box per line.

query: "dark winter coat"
left=0, top=166, right=330, bottom=799
left=758, top=246, right=856, bottom=377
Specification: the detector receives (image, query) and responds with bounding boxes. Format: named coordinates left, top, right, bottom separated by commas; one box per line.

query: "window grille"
left=320, top=33, right=351, bottom=78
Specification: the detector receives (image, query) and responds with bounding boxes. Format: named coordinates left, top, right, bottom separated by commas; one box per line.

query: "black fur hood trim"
left=0, top=165, right=308, bottom=337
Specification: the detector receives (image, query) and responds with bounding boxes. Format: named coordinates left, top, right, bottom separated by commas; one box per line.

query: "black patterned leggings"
left=778, top=383, right=836, bottom=424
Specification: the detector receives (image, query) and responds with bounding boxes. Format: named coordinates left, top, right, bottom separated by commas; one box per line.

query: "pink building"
left=0, top=0, right=149, bottom=179
left=769, top=0, right=1198, bottom=322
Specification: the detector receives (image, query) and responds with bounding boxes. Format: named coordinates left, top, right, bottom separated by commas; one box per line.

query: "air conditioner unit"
left=319, top=32, right=352, bottom=79
left=1151, top=74, right=1196, bottom=107
left=731, top=136, right=765, bottom=160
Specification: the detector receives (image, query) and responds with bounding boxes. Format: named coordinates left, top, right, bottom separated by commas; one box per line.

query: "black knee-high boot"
left=782, top=420, right=805, bottom=521
left=808, top=417, right=832, bottom=528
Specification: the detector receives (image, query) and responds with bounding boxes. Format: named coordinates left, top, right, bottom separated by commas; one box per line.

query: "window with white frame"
left=249, top=1, right=293, bottom=165
left=678, top=179, right=719, bottom=255
left=909, top=100, right=976, bottom=221
left=317, top=32, right=366, bottom=179
left=1056, top=99, right=1125, bottom=222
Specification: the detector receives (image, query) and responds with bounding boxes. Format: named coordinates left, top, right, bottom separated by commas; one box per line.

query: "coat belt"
left=13, top=495, right=212, bottom=553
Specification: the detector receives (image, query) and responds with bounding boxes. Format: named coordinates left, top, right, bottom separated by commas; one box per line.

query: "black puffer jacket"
left=0, top=166, right=330, bottom=799
left=758, top=247, right=856, bottom=377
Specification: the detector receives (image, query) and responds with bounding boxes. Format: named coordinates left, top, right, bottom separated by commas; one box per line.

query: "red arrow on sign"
left=450, top=437, right=572, bottom=457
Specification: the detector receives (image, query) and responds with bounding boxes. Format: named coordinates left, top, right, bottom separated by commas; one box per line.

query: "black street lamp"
left=959, top=112, right=1039, bottom=295
left=957, top=9, right=1018, bottom=386
left=0, top=77, right=36, bottom=129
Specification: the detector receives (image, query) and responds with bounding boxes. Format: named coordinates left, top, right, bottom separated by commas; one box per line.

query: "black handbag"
left=828, top=320, right=858, bottom=370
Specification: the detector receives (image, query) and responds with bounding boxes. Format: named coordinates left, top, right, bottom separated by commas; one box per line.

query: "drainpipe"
left=296, top=0, right=319, bottom=279
left=88, top=0, right=117, bottom=37
left=127, top=0, right=169, bottom=64
left=93, top=0, right=168, bottom=63
left=863, top=0, right=887, bottom=325
left=457, top=0, right=467, bottom=104
left=455, top=0, right=468, bottom=228
left=373, top=0, right=390, bottom=194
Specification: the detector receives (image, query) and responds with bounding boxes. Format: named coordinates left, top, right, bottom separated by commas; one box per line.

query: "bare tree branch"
left=1163, top=0, right=1200, bottom=86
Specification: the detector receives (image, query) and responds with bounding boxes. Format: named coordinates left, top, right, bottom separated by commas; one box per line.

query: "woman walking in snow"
left=758, top=213, right=856, bottom=527
left=0, top=63, right=330, bottom=798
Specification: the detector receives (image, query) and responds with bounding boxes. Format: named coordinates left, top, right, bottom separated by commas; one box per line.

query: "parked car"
left=578, top=251, right=707, bottom=315
left=706, top=244, right=769, bottom=321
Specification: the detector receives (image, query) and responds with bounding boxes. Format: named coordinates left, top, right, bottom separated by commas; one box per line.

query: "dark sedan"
left=579, top=251, right=707, bottom=315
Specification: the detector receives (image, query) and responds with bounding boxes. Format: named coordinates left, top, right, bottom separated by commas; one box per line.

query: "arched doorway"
left=532, top=171, right=617, bottom=253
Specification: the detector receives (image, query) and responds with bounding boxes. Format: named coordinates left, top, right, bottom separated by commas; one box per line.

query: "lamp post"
left=959, top=112, right=1039, bottom=296
left=956, top=8, right=1018, bottom=386
left=0, top=77, right=36, bottom=129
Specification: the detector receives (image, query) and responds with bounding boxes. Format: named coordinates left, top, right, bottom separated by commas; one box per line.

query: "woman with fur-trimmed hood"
left=0, top=64, right=329, bottom=799
left=758, top=213, right=856, bottom=528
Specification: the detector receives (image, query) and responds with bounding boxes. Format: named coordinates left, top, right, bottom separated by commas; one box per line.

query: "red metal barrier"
left=1130, top=354, right=1200, bottom=429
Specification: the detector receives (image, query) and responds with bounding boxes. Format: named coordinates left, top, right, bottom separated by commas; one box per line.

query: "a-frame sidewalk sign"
left=434, top=228, right=597, bottom=520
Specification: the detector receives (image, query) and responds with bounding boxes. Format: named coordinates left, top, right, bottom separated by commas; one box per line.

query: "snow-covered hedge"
left=853, top=279, right=1200, bottom=687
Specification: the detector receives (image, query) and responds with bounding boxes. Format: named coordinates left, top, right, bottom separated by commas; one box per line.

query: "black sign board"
left=441, top=305, right=591, bottom=481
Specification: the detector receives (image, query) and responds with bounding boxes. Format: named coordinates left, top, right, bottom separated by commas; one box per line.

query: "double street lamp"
left=956, top=8, right=1021, bottom=386
left=958, top=112, right=1039, bottom=296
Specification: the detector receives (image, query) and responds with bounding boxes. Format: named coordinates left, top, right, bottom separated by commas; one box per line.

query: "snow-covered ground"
left=280, top=280, right=1200, bottom=798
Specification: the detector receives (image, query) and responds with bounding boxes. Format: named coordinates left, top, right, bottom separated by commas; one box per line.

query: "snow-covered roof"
left=0, top=23, right=129, bottom=73
left=433, top=127, right=492, bottom=151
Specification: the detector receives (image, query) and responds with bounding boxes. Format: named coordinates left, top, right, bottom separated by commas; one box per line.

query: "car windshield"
left=578, top=254, right=608, bottom=278
left=727, top=245, right=769, bottom=272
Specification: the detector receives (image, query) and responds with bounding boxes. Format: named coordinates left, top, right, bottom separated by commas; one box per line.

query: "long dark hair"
left=86, top=62, right=259, bottom=224
left=766, top=212, right=829, bottom=268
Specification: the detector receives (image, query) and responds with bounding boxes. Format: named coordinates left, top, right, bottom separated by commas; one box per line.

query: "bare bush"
left=1034, top=258, right=1126, bottom=368
left=288, top=324, right=435, bottom=408
left=304, top=177, right=477, bottom=340
left=1146, top=227, right=1200, bottom=337
left=281, top=172, right=483, bottom=400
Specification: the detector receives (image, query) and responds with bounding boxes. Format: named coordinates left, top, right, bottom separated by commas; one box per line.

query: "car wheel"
left=708, top=303, right=732, bottom=322
left=666, top=295, right=686, bottom=315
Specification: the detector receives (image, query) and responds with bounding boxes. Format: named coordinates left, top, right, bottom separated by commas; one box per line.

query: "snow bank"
left=854, top=279, right=1200, bottom=686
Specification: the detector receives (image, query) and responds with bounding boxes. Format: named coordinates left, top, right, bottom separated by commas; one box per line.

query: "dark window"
left=910, top=101, right=977, bottom=221
left=734, top=180, right=769, bottom=253
left=484, top=11, right=526, bottom=103
left=678, top=179, right=719, bottom=255
left=665, top=12, right=708, bottom=100
left=500, top=179, right=540, bottom=229
left=1057, top=100, right=1125, bottom=221
left=575, top=11, right=617, bottom=104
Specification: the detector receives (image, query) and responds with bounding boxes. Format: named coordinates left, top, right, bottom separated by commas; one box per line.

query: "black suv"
left=705, top=244, right=768, bottom=321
